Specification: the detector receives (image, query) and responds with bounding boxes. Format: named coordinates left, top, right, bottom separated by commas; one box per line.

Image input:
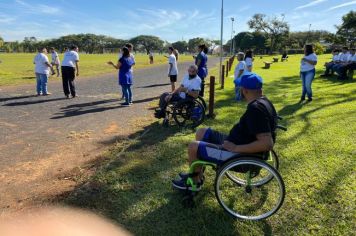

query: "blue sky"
left=0, top=0, right=355, bottom=42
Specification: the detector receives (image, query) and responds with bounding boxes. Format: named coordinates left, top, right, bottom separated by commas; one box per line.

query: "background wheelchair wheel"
left=173, top=99, right=205, bottom=128
left=215, top=157, right=285, bottom=220
left=225, top=150, right=279, bottom=187
left=197, top=96, right=207, bottom=111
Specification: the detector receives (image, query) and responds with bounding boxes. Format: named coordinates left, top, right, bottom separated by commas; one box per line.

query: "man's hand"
left=76, top=71, right=79, bottom=77
left=222, top=141, right=237, bottom=152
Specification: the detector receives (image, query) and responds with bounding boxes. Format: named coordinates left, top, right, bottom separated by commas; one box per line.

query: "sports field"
left=61, top=54, right=356, bottom=235
left=0, top=53, right=194, bottom=86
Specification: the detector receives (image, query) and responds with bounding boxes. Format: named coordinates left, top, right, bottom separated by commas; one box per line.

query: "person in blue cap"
left=172, top=73, right=277, bottom=191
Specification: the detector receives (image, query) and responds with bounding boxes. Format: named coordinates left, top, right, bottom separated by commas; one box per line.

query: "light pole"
left=219, top=0, right=224, bottom=84
left=230, top=17, right=235, bottom=55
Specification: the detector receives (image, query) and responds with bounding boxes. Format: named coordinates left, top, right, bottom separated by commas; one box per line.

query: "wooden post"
left=225, top=61, right=229, bottom=77
left=208, top=76, right=216, bottom=118
left=221, top=65, right=225, bottom=89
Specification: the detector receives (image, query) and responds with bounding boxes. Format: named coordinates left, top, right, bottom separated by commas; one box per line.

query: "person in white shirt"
left=49, top=47, right=60, bottom=77
left=337, top=48, right=356, bottom=80
left=244, top=49, right=254, bottom=72
left=61, top=45, right=79, bottom=98
left=167, top=46, right=178, bottom=92
left=321, top=49, right=340, bottom=76
left=300, top=44, right=317, bottom=102
left=155, top=65, right=201, bottom=119
left=33, top=47, right=53, bottom=96
left=233, top=52, right=247, bottom=101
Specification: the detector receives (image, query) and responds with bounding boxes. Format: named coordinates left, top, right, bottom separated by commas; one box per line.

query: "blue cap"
left=239, top=73, right=263, bottom=90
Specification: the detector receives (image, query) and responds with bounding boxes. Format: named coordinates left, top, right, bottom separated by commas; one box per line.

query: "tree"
left=248, top=14, right=289, bottom=53
left=172, top=41, right=188, bottom=53
left=313, top=42, right=325, bottom=55
left=187, top=37, right=209, bottom=52
left=0, top=36, right=4, bottom=48
left=129, top=35, right=164, bottom=54
left=232, top=32, right=267, bottom=52
left=336, top=11, right=356, bottom=47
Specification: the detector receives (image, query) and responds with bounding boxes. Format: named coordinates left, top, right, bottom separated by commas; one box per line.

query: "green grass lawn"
left=0, top=53, right=194, bottom=86
left=63, top=54, right=355, bottom=235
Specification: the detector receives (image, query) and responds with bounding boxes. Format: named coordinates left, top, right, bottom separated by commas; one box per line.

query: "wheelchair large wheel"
left=215, top=157, right=285, bottom=220
left=173, top=99, right=205, bottom=128
left=225, top=150, right=279, bottom=186
left=197, top=96, right=207, bottom=110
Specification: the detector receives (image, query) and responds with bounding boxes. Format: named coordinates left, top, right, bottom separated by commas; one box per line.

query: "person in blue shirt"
left=108, top=47, right=135, bottom=106
left=195, top=44, right=208, bottom=97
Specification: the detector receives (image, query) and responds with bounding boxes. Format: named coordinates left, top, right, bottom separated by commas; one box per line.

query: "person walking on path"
left=244, top=49, right=254, bottom=72
left=300, top=44, right=317, bottom=102
left=61, top=45, right=80, bottom=98
left=148, top=50, right=154, bottom=64
left=33, top=47, right=52, bottom=96
left=233, top=52, right=247, bottom=101
left=50, top=47, right=60, bottom=77
left=108, top=47, right=135, bottom=106
left=168, top=46, right=178, bottom=92
left=195, top=44, right=208, bottom=97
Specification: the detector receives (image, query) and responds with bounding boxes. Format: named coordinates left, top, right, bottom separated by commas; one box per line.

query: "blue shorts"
left=197, top=128, right=237, bottom=165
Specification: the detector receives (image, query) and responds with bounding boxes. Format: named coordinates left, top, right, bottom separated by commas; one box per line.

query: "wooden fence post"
left=221, top=65, right=225, bottom=89
left=226, top=61, right=229, bottom=77
left=208, top=76, right=216, bottom=118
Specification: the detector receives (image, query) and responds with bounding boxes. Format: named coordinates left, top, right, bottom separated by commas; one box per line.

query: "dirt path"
left=0, top=58, right=220, bottom=212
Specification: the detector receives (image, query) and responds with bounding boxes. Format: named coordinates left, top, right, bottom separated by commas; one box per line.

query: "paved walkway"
left=0, top=58, right=220, bottom=211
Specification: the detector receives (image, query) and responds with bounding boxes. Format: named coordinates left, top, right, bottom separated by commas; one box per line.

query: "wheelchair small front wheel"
left=215, top=157, right=285, bottom=220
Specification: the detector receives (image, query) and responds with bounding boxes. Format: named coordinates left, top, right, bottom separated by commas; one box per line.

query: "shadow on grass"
left=58, top=121, right=272, bottom=235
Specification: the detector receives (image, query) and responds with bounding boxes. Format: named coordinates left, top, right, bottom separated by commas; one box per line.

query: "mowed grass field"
left=0, top=53, right=194, bottom=86
left=62, top=54, right=356, bottom=235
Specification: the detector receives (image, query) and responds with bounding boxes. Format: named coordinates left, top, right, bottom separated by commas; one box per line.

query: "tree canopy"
left=129, top=35, right=164, bottom=54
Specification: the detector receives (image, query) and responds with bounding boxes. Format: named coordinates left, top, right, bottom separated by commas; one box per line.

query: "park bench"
left=263, top=61, right=272, bottom=69
left=273, top=57, right=279, bottom=62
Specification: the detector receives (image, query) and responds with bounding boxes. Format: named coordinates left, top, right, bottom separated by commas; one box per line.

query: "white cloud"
left=14, top=0, right=61, bottom=15
left=295, top=0, right=328, bottom=10
left=326, top=0, right=356, bottom=11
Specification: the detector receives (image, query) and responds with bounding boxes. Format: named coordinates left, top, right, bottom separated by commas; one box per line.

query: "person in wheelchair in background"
left=172, top=73, right=278, bottom=190
left=155, top=65, right=202, bottom=119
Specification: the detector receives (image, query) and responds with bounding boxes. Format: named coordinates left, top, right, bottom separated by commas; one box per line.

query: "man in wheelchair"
left=154, top=65, right=202, bottom=119
left=172, top=73, right=277, bottom=191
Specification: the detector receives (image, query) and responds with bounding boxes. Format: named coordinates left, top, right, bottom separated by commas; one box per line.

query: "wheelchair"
left=162, top=96, right=206, bottom=129
left=174, top=118, right=287, bottom=221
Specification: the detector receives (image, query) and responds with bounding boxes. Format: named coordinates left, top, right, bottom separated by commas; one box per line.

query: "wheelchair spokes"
left=215, top=158, right=285, bottom=220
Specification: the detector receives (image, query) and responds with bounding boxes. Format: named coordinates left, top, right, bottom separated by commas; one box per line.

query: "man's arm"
left=75, top=60, right=79, bottom=76
left=168, top=63, right=173, bottom=76
left=222, top=133, right=274, bottom=153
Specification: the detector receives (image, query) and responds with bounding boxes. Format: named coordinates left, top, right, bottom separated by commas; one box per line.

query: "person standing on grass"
left=107, top=47, right=135, bottom=106
left=300, top=44, right=317, bottom=102
left=233, top=52, right=247, bottom=101
left=195, top=44, right=208, bottom=97
left=61, top=45, right=79, bottom=98
left=244, top=49, right=254, bottom=72
left=49, top=47, right=60, bottom=77
left=33, top=47, right=53, bottom=96
left=168, top=46, right=178, bottom=92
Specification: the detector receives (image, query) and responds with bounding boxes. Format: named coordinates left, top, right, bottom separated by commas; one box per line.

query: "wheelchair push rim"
left=225, top=150, right=279, bottom=187
left=215, top=158, right=285, bottom=220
